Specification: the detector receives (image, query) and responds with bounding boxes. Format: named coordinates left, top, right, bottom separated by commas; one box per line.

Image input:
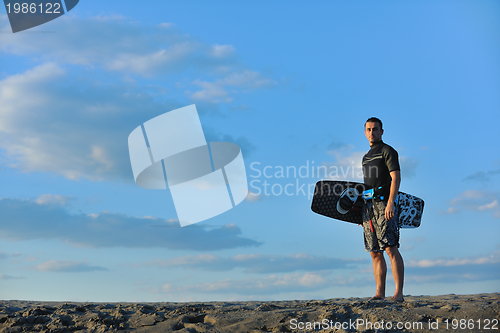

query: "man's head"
left=364, top=117, right=383, bottom=146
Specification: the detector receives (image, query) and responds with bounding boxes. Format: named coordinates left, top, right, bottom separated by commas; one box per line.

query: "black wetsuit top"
left=362, top=140, right=400, bottom=193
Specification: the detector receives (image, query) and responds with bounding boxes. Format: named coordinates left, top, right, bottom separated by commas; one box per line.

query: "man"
left=362, top=117, right=404, bottom=302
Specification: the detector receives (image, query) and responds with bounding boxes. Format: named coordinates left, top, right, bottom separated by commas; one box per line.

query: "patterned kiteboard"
left=310, top=180, right=424, bottom=228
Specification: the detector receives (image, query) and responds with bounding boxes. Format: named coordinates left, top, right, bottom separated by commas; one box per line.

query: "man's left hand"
left=385, top=201, right=396, bottom=221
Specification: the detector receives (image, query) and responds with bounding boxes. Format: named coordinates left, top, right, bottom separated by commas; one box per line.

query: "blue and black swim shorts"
left=363, top=200, right=400, bottom=252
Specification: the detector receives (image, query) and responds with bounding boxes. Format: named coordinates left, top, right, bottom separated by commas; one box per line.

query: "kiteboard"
left=310, top=180, right=424, bottom=228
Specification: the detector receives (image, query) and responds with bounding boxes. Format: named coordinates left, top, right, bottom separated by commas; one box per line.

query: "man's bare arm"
left=385, top=170, right=401, bottom=220
left=388, top=170, right=401, bottom=203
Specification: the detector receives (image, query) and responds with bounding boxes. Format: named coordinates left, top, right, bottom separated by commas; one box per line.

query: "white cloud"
left=105, top=42, right=200, bottom=76
left=478, top=199, right=498, bottom=211
left=34, top=260, right=107, bottom=272
left=0, top=63, right=65, bottom=134
left=209, top=44, right=236, bottom=58
left=0, top=15, right=270, bottom=84
left=190, top=79, right=232, bottom=103
left=0, top=197, right=262, bottom=250
left=189, top=70, right=276, bottom=104
left=154, top=252, right=500, bottom=297
left=0, top=67, right=257, bottom=181
left=399, top=156, right=419, bottom=178
left=445, top=207, right=459, bottom=214
left=0, top=15, right=200, bottom=73
left=444, top=190, right=500, bottom=218
left=35, top=194, right=74, bottom=206
left=89, top=145, right=115, bottom=174
left=143, top=253, right=364, bottom=273
left=161, top=272, right=330, bottom=295
left=323, top=143, right=418, bottom=181
left=405, top=252, right=500, bottom=283
left=157, top=22, right=176, bottom=29
left=245, top=191, right=263, bottom=202
left=407, top=253, right=500, bottom=268
left=222, top=70, right=275, bottom=89
left=323, top=144, right=364, bottom=181
left=0, top=16, right=270, bottom=180
left=156, top=273, right=373, bottom=299
left=0, top=62, right=187, bottom=181
left=452, top=190, right=485, bottom=201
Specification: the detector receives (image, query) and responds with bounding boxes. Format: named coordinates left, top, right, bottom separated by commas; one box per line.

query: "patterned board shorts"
left=363, top=200, right=400, bottom=252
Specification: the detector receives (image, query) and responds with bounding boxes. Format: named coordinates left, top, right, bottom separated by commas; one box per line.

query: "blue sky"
left=0, top=0, right=499, bottom=302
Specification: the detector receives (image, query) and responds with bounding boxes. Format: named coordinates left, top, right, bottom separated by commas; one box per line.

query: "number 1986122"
left=6, top=3, right=61, bottom=14
left=444, top=318, right=498, bottom=330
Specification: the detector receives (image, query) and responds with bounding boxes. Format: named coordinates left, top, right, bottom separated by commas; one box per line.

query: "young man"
left=362, top=117, right=404, bottom=302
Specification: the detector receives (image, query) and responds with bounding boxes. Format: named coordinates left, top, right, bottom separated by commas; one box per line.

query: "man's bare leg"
left=386, top=245, right=404, bottom=301
left=370, top=251, right=386, bottom=299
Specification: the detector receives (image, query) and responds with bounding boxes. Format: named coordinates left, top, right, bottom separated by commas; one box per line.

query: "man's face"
left=364, top=121, right=383, bottom=145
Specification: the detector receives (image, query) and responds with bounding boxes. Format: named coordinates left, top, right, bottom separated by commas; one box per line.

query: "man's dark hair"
left=365, top=117, right=383, bottom=130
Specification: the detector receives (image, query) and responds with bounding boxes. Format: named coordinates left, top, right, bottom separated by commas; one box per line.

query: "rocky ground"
left=0, top=293, right=499, bottom=332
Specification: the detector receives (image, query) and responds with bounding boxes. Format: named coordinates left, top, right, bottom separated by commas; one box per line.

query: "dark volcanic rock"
left=0, top=293, right=498, bottom=333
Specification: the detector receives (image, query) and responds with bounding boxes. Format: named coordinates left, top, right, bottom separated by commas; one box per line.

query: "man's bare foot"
left=369, top=296, right=385, bottom=301
left=390, top=296, right=404, bottom=302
